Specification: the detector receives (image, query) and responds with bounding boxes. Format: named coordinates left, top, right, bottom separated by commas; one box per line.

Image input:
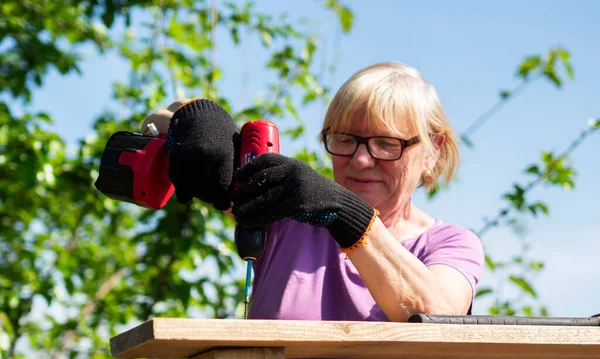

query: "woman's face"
left=331, top=118, right=427, bottom=213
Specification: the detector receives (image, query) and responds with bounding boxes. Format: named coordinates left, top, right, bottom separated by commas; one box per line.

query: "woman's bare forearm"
left=347, top=218, right=471, bottom=322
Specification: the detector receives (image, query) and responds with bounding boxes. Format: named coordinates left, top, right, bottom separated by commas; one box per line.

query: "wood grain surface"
left=110, top=318, right=600, bottom=358
left=191, top=348, right=285, bottom=359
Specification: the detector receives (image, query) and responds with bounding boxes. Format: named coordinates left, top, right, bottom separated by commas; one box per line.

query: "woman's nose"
left=350, top=144, right=376, bottom=168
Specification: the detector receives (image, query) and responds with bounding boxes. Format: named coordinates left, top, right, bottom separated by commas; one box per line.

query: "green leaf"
left=484, top=255, right=496, bottom=271
left=282, top=125, right=305, bottom=139
left=37, top=112, right=53, bottom=123
left=284, top=97, right=301, bottom=122
left=503, top=184, right=526, bottom=210
left=326, top=0, right=354, bottom=32
left=102, top=5, right=115, bottom=28
left=556, top=48, right=574, bottom=80
left=563, top=63, right=574, bottom=80
left=557, top=48, right=570, bottom=61
left=524, top=165, right=540, bottom=175
left=230, top=27, right=240, bottom=44
left=499, top=90, right=510, bottom=99
left=527, top=204, right=538, bottom=216
left=501, top=301, right=516, bottom=316
left=541, top=150, right=554, bottom=163
left=475, top=287, right=493, bottom=298
left=536, top=202, right=549, bottom=215
left=337, top=7, right=354, bottom=32
left=509, top=275, right=537, bottom=298
left=529, top=261, right=544, bottom=270
left=259, top=28, right=273, bottom=46
left=543, top=67, right=562, bottom=87
left=426, top=182, right=440, bottom=199
left=517, top=55, right=541, bottom=78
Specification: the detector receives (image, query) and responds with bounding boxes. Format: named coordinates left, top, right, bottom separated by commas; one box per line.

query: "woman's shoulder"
left=426, top=219, right=480, bottom=242
left=403, top=219, right=483, bottom=263
left=416, top=219, right=485, bottom=267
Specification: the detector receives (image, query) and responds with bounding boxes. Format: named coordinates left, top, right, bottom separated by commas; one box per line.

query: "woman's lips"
left=347, top=177, right=381, bottom=187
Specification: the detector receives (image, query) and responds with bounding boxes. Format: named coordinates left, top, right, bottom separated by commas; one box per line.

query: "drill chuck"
left=234, top=226, right=266, bottom=260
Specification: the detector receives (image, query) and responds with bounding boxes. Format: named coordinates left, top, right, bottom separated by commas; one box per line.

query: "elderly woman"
left=143, top=62, right=485, bottom=322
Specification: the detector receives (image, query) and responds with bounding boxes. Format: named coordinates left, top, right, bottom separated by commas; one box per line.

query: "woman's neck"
left=378, top=199, right=435, bottom=242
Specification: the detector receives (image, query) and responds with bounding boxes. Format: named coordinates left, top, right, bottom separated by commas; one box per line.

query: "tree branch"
left=66, top=203, right=92, bottom=251
left=51, top=268, right=127, bottom=359
left=263, top=62, right=306, bottom=120
left=7, top=297, right=29, bottom=359
left=141, top=255, right=176, bottom=321
left=141, top=204, right=193, bottom=320
left=52, top=200, right=192, bottom=357
left=476, top=121, right=599, bottom=238
left=461, top=75, right=539, bottom=141
left=207, top=0, right=219, bottom=97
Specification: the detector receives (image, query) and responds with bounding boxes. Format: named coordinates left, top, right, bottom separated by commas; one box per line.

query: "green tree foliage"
left=1, top=1, right=598, bottom=358
left=1, top=0, right=352, bottom=357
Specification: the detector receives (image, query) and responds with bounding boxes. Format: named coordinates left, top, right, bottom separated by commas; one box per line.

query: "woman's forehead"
left=340, top=116, right=415, bottom=138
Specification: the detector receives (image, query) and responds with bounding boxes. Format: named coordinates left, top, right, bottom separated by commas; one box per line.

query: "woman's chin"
left=340, top=180, right=387, bottom=208
left=354, top=191, right=385, bottom=209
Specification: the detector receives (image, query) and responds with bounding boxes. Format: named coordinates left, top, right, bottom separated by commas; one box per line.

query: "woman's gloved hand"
left=232, top=153, right=379, bottom=252
left=166, top=98, right=238, bottom=210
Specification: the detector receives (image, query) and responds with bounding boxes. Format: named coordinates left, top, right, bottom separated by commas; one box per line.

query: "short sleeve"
left=420, top=225, right=485, bottom=301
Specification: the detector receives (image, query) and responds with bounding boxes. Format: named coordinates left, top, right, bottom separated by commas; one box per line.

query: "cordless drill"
left=232, top=120, right=280, bottom=318
left=94, top=119, right=280, bottom=318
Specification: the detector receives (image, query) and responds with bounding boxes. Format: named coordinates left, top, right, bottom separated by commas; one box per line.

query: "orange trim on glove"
left=340, top=208, right=379, bottom=255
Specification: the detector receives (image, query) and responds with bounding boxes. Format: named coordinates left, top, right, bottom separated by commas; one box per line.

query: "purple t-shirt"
left=248, top=218, right=485, bottom=321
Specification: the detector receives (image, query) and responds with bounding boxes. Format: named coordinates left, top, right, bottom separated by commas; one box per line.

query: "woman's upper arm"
left=428, top=263, right=475, bottom=314
left=421, top=226, right=485, bottom=315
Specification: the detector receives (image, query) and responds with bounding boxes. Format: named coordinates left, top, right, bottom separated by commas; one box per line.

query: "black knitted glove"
left=232, top=153, right=379, bottom=251
left=166, top=98, right=238, bottom=210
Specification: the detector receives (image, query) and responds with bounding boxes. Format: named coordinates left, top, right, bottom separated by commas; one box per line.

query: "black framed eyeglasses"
left=322, top=131, right=420, bottom=161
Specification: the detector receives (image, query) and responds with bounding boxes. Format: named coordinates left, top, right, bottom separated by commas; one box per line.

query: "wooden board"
left=110, top=318, right=600, bottom=359
left=191, top=347, right=284, bottom=359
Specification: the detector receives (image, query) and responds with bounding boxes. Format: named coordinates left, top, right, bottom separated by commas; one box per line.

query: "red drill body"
left=237, top=120, right=280, bottom=169
left=233, top=120, right=280, bottom=261
left=94, top=119, right=280, bottom=258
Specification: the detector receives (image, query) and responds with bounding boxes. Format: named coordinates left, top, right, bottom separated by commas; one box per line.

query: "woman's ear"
left=425, top=133, right=445, bottom=170
left=434, top=133, right=446, bottom=150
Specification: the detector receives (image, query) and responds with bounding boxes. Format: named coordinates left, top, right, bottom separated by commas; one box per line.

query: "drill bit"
left=243, top=260, right=253, bottom=319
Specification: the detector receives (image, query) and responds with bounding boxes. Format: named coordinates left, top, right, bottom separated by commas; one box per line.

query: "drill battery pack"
left=94, top=131, right=174, bottom=209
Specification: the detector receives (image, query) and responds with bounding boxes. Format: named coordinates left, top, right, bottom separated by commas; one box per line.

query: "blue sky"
left=13, top=1, right=600, bottom=317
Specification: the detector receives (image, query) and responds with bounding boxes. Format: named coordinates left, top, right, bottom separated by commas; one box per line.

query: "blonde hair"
left=321, top=62, right=460, bottom=189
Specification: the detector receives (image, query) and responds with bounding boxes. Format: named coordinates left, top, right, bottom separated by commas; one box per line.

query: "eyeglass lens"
left=326, top=133, right=404, bottom=160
